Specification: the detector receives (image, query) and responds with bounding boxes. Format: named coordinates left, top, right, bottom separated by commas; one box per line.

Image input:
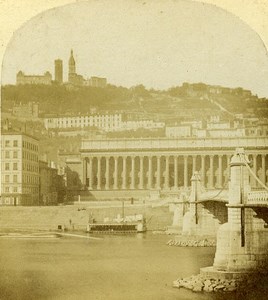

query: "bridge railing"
left=247, top=191, right=268, bottom=205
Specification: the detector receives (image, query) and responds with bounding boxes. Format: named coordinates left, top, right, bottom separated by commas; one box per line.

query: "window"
left=13, top=151, right=18, bottom=159
left=5, top=175, right=9, bottom=183
left=5, top=151, right=10, bottom=158
left=13, top=175, right=18, bottom=183
left=13, top=163, right=18, bottom=170
left=5, top=140, right=10, bottom=147
left=5, top=187, right=9, bottom=193
left=5, top=163, right=9, bottom=171
left=13, top=140, right=18, bottom=147
left=13, top=187, right=18, bottom=193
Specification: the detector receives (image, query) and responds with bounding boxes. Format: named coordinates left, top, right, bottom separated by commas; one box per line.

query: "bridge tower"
left=213, top=148, right=268, bottom=271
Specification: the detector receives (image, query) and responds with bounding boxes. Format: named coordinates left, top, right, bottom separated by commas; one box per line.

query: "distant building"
left=16, top=70, right=52, bottom=85
left=39, top=159, right=65, bottom=205
left=68, top=49, right=85, bottom=86
left=193, top=128, right=207, bottom=138
left=181, top=120, right=204, bottom=129
left=122, top=120, right=165, bottom=131
left=12, top=102, right=39, bottom=119
left=165, top=125, right=192, bottom=137
left=207, top=122, right=231, bottom=130
left=16, top=49, right=107, bottom=87
left=43, top=114, right=164, bottom=132
left=208, top=86, right=222, bottom=94
left=245, top=124, right=268, bottom=137
left=55, top=59, right=63, bottom=84
left=209, top=115, right=220, bottom=123
left=193, top=128, right=245, bottom=138
left=39, top=160, right=58, bottom=205
left=58, top=152, right=83, bottom=202
left=68, top=49, right=76, bottom=82
left=207, top=128, right=245, bottom=138
left=43, top=113, right=122, bottom=131
left=1, top=130, right=39, bottom=206
left=84, top=76, right=107, bottom=88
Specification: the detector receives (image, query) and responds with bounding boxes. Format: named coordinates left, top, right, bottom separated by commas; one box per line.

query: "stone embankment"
left=167, top=238, right=216, bottom=247
left=0, top=205, right=173, bottom=232
left=173, top=274, right=237, bottom=292
left=173, top=272, right=268, bottom=294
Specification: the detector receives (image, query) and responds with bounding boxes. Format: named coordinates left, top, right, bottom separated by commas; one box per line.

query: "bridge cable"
left=200, top=179, right=229, bottom=201
left=238, top=153, right=268, bottom=192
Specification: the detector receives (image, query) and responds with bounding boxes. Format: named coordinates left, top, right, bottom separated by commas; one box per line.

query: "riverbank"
left=173, top=270, right=268, bottom=296
left=0, top=203, right=173, bottom=232
left=167, top=235, right=216, bottom=247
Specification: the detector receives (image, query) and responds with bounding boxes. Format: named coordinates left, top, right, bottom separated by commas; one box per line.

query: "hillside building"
left=44, top=113, right=123, bottom=131
left=68, top=49, right=85, bottom=86
left=12, top=102, right=39, bottom=119
left=165, top=125, right=192, bottom=138
left=16, top=71, right=52, bottom=85
left=84, top=76, right=107, bottom=88
left=55, top=59, right=63, bottom=84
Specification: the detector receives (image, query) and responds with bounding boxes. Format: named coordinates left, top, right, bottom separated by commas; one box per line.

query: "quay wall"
left=0, top=204, right=173, bottom=232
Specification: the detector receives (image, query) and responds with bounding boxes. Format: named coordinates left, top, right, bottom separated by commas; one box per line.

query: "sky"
left=1, top=0, right=268, bottom=97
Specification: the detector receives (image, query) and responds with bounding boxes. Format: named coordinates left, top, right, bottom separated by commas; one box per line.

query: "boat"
left=86, top=220, right=146, bottom=234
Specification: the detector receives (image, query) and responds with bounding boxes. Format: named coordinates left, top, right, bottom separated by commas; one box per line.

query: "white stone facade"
left=44, top=114, right=123, bottom=131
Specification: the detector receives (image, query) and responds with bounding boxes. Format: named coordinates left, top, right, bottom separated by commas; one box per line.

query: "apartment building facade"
left=1, top=132, right=39, bottom=205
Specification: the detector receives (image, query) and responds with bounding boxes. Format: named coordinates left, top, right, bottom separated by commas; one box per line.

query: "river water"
left=0, top=233, right=263, bottom=300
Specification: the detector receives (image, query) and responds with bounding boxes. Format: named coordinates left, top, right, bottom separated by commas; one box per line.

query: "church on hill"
left=67, top=49, right=107, bottom=88
left=16, top=49, right=107, bottom=88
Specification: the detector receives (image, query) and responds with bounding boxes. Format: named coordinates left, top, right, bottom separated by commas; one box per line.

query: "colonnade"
left=82, top=153, right=267, bottom=191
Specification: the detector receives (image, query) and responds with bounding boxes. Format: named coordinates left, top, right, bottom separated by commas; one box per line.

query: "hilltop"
left=2, top=83, right=268, bottom=122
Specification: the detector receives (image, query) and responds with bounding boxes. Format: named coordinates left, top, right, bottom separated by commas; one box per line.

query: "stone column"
left=209, top=155, right=214, bottom=188
left=148, top=156, right=152, bottom=189
left=174, top=156, right=178, bottom=189
left=114, top=156, right=118, bottom=190
left=192, top=155, right=197, bottom=173
left=218, top=155, right=223, bottom=188
left=139, top=156, right=144, bottom=189
left=122, top=156, right=127, bottom=189
left=156, top=156, right=161, bottom=189
left=105, top=156, right=110, bottom=190
left=201, top=155, right=205, bottom=186
left=252, top=154, right=257, bottom=188
left=261, top=154, right=266, bottom=185
left=164, top=156, right=170, bottom=189
left=184, top=155, right=188, bottom=188
left=226, top=155, right=231, bottom=183
left=88, top=157, right=93, bottom=190
left=83, top=158, right=87, bottom=186
left=131, top=156, right=135, bottom=189
left=97, top=157, right=101, bottom=190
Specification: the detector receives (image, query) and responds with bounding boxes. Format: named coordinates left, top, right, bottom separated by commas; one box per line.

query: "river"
left=0, top=233, right=262, bottom=300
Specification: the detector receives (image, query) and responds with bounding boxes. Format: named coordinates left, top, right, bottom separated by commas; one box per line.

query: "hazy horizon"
left=2, top=0, right=268, bottom=97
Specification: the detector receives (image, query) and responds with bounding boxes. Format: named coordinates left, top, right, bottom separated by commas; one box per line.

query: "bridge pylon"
left=213, top=148, right=268, bottom=272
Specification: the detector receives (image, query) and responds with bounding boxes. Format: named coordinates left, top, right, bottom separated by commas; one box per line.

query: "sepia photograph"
left=0, top=0, right=268, bottom=299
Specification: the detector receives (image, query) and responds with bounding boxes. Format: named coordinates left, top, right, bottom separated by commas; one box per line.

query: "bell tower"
left=68, top=49, right=76, bottom=82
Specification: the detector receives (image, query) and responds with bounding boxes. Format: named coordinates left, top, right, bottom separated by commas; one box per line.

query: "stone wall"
left=0, top=204, right=173, bottom=232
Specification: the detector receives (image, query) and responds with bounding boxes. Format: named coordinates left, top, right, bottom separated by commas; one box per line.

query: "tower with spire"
left=68, top=49, right=76, bottom=83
